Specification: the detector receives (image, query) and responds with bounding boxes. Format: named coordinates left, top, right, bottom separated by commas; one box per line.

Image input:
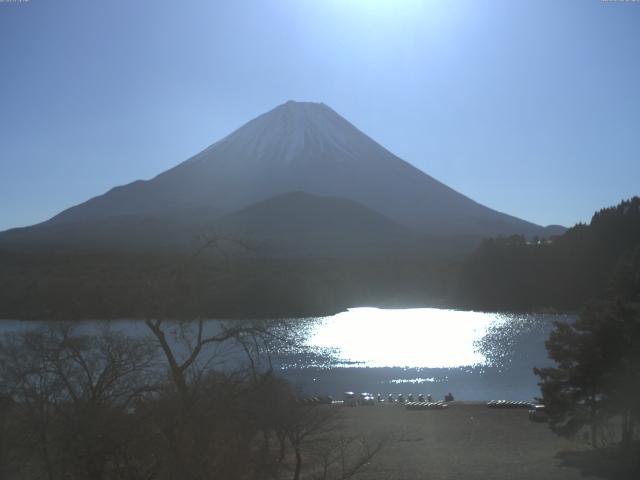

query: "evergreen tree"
left=534, top=301, right=640, bottom=449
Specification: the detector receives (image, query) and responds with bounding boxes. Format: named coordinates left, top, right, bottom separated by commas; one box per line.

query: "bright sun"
left=320, top=0, right=453, bottom=44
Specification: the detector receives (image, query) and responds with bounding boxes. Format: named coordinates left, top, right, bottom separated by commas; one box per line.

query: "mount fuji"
left=0, top=101, right=563, bottom=255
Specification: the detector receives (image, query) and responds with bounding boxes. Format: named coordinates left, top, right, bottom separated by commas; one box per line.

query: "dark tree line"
left=0, top=251, right=455, bottom=320
left=457, top=197, right=640, bottom=311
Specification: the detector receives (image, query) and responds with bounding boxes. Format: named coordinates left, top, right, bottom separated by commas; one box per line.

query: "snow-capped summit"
left=191, top=100, right=374, bottom=167
left=10, top=101, right=562, bottom=241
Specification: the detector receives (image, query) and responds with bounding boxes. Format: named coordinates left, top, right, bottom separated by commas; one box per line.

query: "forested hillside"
left=456, top=197, right=640, bottom=311
left=0, top=251, right=455, bottom=319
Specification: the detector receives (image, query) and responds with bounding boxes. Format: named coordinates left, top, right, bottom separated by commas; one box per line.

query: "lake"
left=290, top=307, right=572, bottom=401
left=0, top=307, right=573, bottom=401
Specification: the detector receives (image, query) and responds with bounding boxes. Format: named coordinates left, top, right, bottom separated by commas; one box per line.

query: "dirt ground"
left=334, top=403, right=592, bottom=480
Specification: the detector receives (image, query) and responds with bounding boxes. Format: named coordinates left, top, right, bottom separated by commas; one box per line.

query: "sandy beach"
left=333, top=403, right=591, bottom=480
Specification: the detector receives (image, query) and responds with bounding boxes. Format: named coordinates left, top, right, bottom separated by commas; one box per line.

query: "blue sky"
left=1, top=0, right=639, bottom=231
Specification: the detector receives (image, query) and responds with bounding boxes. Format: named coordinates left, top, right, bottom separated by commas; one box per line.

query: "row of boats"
left=486, top=400, right=535, bottom=409
left=487, top=400, right=548, bottom=422
left=343, top=392, right=447, bottom=406
left=300, top=394, right=547, bottom=421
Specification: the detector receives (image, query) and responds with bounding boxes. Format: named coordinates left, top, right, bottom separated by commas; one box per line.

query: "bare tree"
left=310, top=435, right=387, bottom=480
left=0, top=324, right=158, bottom=480
left=271, top=398, right=387, bottom=480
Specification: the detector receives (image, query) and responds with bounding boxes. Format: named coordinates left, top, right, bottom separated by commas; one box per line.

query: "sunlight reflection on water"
left=306, top=307, right=508, bottom=368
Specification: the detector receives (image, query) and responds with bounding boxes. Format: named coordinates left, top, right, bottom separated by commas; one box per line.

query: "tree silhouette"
left=534, top=301, right=640, bottom=449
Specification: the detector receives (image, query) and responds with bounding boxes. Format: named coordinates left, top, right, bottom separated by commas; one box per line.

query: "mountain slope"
left=36, top=101, right=558, bottom=238
left=0, top=215, right=193, bottom=253
left=213, top=191, right=426, bottom=257
left=0, top=192, right=427, bottom=257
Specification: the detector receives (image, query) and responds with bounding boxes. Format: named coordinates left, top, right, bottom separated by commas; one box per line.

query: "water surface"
left=307, top=307, right=502, bottom=368
left=0, top=307, right=572, bottom=400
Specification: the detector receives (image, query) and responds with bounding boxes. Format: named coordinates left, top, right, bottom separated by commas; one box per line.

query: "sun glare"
left=308, top=307, right=503, bottom=368
left=324, top=0, right=446, bottom=27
